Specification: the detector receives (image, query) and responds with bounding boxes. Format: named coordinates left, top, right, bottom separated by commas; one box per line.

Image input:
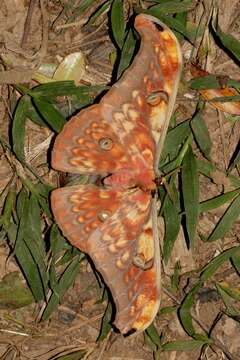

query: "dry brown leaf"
left=191, top=65, right=240, bottom=115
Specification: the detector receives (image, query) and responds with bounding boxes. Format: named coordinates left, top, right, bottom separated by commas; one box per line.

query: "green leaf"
left=20, top=194, right=48, bottom=295
left=12, top=96, right=28, bottom=162
left=207, top=194, right=240, bottom=242
left=162, top=188, right=181, bottom=264
left=181, top=147, right=199, bottom=247
left=117, top=28, right=136, bottom=79
left=216, top=283, right=239, bottom=318
left=217, top=282, right=240, bottom=302
left=197, top=159, right=240, bottom=188
left=0, top=272, right=34, bottom=309
left=42, top=255, right=83, bottom=320
left=33, top=98, right=66, bottom=133
left=50, top=224, right=66, bottom=261
left=146, top=323, right=161, bottom=347
left=200, top=247, right=240, bottom=281
left=111, top=0, right=126, bottom=49
left=1, top=187, right=16, bottom=229
left=179, top=282, right=203, bottom=337
left=31, top=81, right=107, bottom=99
left=67, top=0, right=96, bottom=23
left=15, top=203, right=46, bottom=301
left=199, top=188, right=240, bottom=213
left=171, top=261, right=181, bottom=291
left=16, top=188, right=28, bottom=222
left=88, top=0, right=113, bottom=25
left=190, top=75, right=221, bottom=90
left=145, top=11, right=193, bottom=41
left=212, top=24, right=240, bottom=63
left=191, top=112, right=212, bottom=160
left=158, top=305, right=177, bottom=315
left=97, top=300, right=112, bottom=341
left=162, top=339, right=211, bottom=351
left=161, top=120, right=191, bottom=162
left=26, top=103, right=48, bottom=127
left=149, top=0, right=194, bottom=14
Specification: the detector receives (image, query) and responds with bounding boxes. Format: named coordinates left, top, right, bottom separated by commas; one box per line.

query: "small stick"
left=21, top=0, right=38, bottom=48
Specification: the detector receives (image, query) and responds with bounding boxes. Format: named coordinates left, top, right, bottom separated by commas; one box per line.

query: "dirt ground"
left=0, top=0, right=240, bottom=359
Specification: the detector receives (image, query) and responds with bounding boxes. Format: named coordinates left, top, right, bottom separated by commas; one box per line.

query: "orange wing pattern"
left=51, top=185, right=160, bottom=333
left=51, top=14, right=182, bottom=334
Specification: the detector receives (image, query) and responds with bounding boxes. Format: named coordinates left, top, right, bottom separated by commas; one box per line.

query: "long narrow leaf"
left=117, top=28, right=136, bottom=79
left=33, top=98, right=66, bottom=133
left=191, top=113, right=212, bottom=160
left=199, top=188, right=240, bottom=213
left=200, top=247, right=240, bottom=281
left=181, top=147, right=199, bottom=247
left=179, top=282, right=204, bottom=337
left=207, top=194, right=240, bottom=242
left=12, top=96, right=28, bottom=162
left=111, top=0, right=126, bottom=49
left=212, top=24, right=240, bottom=62
left=88, top=0, right=113, bottom=25
left=145, top=11, right=193, bottom=41
left=149, top=0, right=194, bottom=14
left=162, top=339, right=211, bottom=351
left=42, top=255, right=82, bottom=320
left=162, top=189, right=181, bottom=264
left=15, top=196, right=45, bottom=301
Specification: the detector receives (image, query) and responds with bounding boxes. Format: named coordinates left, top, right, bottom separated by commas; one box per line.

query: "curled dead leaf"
left=191, top=65, right=240, bottom=115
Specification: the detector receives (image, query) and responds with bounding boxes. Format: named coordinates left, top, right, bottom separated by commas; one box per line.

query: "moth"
left=51, top=14, right=182, bottom=334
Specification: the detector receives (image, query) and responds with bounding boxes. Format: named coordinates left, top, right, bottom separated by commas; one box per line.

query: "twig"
left=21, top=0, right=38, bottom=48
left=38, top=0, right=48, bottom=60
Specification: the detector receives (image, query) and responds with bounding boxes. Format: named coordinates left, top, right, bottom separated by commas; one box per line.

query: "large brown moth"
left=51, top=14, right=182, bottom=334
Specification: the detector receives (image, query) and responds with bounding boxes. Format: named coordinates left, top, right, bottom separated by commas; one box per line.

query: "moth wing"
left=51, top=185, right=160, bottom=334
left=52, top=15, right=182, bottom=177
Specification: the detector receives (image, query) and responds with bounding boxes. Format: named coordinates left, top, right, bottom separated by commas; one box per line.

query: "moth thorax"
left=146, top=90, right=169, bottom=106
left=98, top=137, right=113, bottom=150
left=98, top=210, right=111, bottom=222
